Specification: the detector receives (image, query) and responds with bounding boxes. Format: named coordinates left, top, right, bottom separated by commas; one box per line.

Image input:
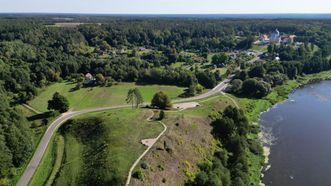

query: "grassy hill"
left=131, top=95, right=235, bottom=185
left=28, top=93, right=268, bottom=186
left=30, top=108, right=163, bottom=186
left=28, top=94, right=235, bottom=186
left=28, top=82, right=185, bottom=111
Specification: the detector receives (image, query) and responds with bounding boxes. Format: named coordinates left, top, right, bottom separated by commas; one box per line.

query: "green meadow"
left=30, top=108, right=163, bottom=186
left=29, top=82, right=185, bottom=111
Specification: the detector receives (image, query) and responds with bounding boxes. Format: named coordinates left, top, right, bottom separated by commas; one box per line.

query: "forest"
left=1, top=16, right=331, bottom=183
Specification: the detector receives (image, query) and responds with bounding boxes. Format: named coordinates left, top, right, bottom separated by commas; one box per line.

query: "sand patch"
left=141, top=139, right=157, bottom=147
left=172, top=102, right=200, bottom=110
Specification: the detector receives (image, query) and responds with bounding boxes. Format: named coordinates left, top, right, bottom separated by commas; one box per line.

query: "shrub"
left=248, top=140, right=263, bottom=156
left=151, top=91, right=172, bottom=109
left=229, top=79, right=243, bottom=94
left=242, top=78, right=271, bottom=98
left=157, top=164, right=164, bottom=171
left=158, top=110, right=165, bottom=120
left=141, top=162, right=148, bottom=170
left=95, top=73, right=106, bottom=86
left=132, top=169, right=144, bottom=180
left=73, top=82, right=82, bottom=90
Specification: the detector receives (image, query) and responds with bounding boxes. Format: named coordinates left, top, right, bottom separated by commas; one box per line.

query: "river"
left=261, top=80, right=331, bottom=186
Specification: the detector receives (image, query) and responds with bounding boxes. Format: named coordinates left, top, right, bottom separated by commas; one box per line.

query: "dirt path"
left=222, top=92, right=239, bottom=108
left=125, top=110, right=167, bottom=186
left=23, top=104, right=42, bottom=114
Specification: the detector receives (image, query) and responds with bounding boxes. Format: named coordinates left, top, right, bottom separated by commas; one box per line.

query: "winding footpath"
left=17, top=77, right=232, bottom=186
left=125, top=110, right=167, bottom=186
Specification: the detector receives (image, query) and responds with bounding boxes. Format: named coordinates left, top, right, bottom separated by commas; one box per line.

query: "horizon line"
left=1, top=12, right=331, bottom=15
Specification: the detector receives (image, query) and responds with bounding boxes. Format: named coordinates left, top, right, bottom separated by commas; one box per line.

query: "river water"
left=261, top=81, right=331, bottom=186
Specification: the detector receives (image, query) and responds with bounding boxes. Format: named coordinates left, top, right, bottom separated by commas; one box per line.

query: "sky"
left=0, top=0, right=330, bottom=14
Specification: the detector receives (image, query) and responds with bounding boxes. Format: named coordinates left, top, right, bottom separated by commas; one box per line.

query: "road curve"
left=17, top=105, right=131, bottom=186
left=17, top=77, right=232, bottom=186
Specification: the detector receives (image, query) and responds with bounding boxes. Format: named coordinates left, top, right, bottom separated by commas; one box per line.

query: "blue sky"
left=0, top=0, right=330, bottom=14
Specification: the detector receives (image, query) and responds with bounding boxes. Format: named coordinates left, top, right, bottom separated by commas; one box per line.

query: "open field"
left=29, top=82, right=185, bottom=111
left=31, top=108, right=163, bottom=186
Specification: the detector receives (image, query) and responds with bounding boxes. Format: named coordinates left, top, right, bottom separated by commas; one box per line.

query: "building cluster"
left=256, top=29, right=296, bottom=45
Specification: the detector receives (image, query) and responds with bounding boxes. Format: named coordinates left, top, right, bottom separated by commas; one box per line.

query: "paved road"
left=173, top=75, right=233, bottom=103
left=17, top=76, right=234, bottom=186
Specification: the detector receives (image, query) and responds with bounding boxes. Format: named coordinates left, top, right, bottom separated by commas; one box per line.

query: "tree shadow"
left=27, top=111, right=53, bottom=122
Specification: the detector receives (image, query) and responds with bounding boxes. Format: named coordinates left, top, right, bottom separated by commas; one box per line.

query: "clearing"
left=28, top=82, right=185, bottom=111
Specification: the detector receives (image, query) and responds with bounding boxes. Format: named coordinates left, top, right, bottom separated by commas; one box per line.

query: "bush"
left=248, top=140, right=263, bottom=156
left=141, top=162, right=148, bottom=169
left=73, top=82, right=82, bottom=91
left=105, top=77, right=115, bottom=87
left=95, top=73, right=106, bottom=86
left=196, top=83, right=204, bottom=94
left=242, top=78, right=271, bottom=98
left=157, top=164, right=164, bottom=171
left=158, top=110, right=165, bottom=120
left=151, top=91, right=172, bottom=109
left=132, top=170, right=145, bottom=180
left=229, top=79, right=243, bottom=94
left=30, top=122, right=40, bottom=128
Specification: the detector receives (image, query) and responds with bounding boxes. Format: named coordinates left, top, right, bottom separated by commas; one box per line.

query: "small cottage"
left=84, top=73, right=95, bottom=85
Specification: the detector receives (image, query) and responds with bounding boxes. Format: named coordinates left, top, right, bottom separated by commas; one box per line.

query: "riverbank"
left=234, top=70, right=331, bottom=186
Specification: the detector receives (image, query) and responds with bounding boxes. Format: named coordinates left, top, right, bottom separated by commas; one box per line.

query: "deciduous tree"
left=48, top=92, right=70, bottom=113
left=151, top=91, right=172, bottom=109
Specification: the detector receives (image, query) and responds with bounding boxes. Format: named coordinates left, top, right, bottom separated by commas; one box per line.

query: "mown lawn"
left=29, top=82, right=185, bottom=111
left=44, top=108, right=163, bottom=186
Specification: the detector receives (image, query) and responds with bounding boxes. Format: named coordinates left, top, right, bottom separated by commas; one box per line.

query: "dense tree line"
left=0, top=88, right=33, bottom=183
left=187, top=106, right=262, bottom=186
left=230, top=49, right=331, bottom=98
